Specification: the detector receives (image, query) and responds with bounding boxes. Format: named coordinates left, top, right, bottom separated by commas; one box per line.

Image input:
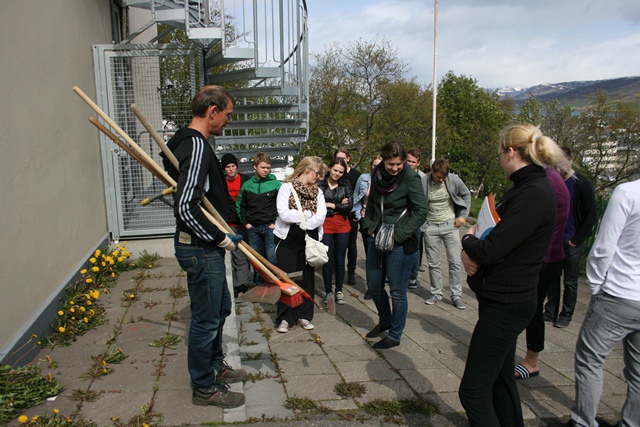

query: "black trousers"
left=526, top=261, right=563, bottom=352
left=347, top=217, right=359, bottom=274
left=459, top=295, right=536, bottom=427
left=275, top=225, right=316, bottom=324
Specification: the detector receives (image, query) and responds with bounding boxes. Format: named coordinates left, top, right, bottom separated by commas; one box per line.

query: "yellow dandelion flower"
left=87, top=301, right=92, bottom=305
left=53, top=409, right=59, bottom=415
left=92, top=266, right=99, bottom=272
left=143, top=424, right=149, bottom=427
left=109, top=259, right=115, bottom=265
left=18, top=415, right=27, bottom=423
left=111, top=272, right=116, bottom=277
left=89, top=309, right=95, bottom=315
left=58, top=327, right=65, bottom=333
left=131, top=263, right=136, bottom=267
left=118, top=257, right=124, bottom=263
left=86, top=278, right=93, bottom=284
left=32, top=334, right=37, bottom=338
left=67, top=419, right=72, bottom=423
left=84, top=317, right=88, bottom=323
left=113, top=250, right=120, bottom=257
left=102, top=262, right=106, bottom=267
left=148, top=264, right=152, bottom=268
left=58, top=310, right=64, bottom=316
left=69, top=307, right=75, bottom=313
left=71, top=317, right=75, bottom=320
left=129, top=294, right=135, bottom=299
left=91, top=290, right=100, bottom=299
left=102, top=360, right=107, bottom=365
left=37, top=342, right=41, bottom=345
left=123, top=241, right=128, bottom=245
left=95, top=249, right=101, bottom=257
left=80, top=306, right=86, bottom=312
left=80, top=269, right=87, bottom=274
left=103, top=368, right=107, bottom=373
left=32, top=416, right=39, bottom=422
left=90, top=257, right=97, bottom=263
left=69, top=301, right=74, bottom=305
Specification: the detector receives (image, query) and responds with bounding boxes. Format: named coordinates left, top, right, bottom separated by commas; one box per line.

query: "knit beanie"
left=221, top=153, right=238, bottom=168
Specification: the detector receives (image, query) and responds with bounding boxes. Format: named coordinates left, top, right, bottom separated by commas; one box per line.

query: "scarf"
left=289, top=177, right=319, bottom=212
left=372, top=161, right=407, bottom=195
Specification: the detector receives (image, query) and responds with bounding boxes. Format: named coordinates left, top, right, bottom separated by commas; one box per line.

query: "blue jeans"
left=545, top=240, right=584, bottom=321
left=571, top=292, right=640, bottom=427
left=247, top=225, right=277, bottom=285
left=366, top=239, right=418, bottom=342
left=174, top=233, right=231, bottom=389
left=322, top=232, right=349, bottom=293
left=424, top=219, right=463, bottom=299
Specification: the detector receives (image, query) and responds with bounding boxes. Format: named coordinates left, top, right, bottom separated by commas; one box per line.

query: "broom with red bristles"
left=74, top=87, right=309, bottom=308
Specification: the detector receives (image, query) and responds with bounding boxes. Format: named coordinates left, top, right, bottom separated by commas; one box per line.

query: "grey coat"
left=420, top=172, right=471, bottom=231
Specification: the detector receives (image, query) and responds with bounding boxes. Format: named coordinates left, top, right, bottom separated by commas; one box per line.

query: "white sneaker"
left=276, top=320, right=289, bottom=333
left=297, top=319, right=314, bottom=330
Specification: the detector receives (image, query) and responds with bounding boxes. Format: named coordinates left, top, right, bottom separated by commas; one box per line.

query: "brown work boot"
left=192, top=382, right=245, bottom=408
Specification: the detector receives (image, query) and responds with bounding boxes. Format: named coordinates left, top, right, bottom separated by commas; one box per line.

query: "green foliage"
left=334, top=381, right=366, bottom=398
left=360, top=397, right=437, bottom=417
left=0, top=365, right=63, bottom=424
left=436, top=72, right=511, bottom=196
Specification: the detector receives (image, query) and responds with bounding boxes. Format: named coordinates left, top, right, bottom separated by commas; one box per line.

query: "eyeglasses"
left=496, top=150, right=508, bottom=161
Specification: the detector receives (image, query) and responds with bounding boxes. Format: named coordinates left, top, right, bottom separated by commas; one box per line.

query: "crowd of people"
left=166, top=85, right=638, bottom=427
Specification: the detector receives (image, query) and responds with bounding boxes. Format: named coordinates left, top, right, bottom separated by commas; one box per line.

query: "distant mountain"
left=496, top=76, right=640, bottom=108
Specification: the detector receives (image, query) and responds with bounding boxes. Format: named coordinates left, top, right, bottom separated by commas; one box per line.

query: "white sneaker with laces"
left=297, top=319, right=314, bottom=330
left=276, top=320, right=289, bottom=333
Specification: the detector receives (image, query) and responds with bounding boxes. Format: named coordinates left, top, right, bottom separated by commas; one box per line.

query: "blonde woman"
left=459, top=124, right=568, bottom=427
left=273, top=157, right=327, bottom=333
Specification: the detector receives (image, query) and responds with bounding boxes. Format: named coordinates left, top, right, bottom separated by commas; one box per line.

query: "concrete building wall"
left=0, top=1, right=112, bottom=358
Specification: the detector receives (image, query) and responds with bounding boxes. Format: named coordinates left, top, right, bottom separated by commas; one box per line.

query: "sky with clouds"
left=306, top=0, right=640, bottom=89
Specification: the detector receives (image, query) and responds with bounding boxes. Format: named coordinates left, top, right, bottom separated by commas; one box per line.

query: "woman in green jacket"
left=363, top=141, right=428, bottom=349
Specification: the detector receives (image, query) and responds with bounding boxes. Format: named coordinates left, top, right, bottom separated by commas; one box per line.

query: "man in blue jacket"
left=545, top=147, right=597, bottom=328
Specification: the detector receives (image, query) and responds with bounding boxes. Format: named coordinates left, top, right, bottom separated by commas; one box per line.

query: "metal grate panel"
left=94, top=44, right=200, bottom=239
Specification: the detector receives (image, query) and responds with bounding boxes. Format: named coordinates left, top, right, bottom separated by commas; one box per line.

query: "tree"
left=572, top=92, right=640, bottom=194
left=307, top=38, right=431, bottom=168
left=437, top=72, right=511, bottom=197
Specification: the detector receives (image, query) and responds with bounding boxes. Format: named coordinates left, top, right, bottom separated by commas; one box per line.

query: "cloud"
left=307, top=0, right=640, bottom=88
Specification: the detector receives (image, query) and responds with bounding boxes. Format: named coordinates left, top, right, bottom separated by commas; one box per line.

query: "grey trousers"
left=424, top=219, right=462, bottom=299
left=571, top=292, right=640, bottom=427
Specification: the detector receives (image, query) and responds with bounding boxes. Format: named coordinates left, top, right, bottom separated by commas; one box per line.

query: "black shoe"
left=543, top=312, right=555, bottom=322
left=234, top=284, right=249, bottom=298
left=554, top=317, right=571, bottom=328
left=373, top=337, right=400, bottom=349
left=364, top=290, right=373, bottom=300
left=192, top=382, right=245, bottom=408
left=215, top=360, right=247, bottom=384
left=365, top=324, right=391, bottom=338
left=347, top=273, right=356, bottom=285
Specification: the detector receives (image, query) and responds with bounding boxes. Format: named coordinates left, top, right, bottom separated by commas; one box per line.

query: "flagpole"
left=431, top=0, right=438, bottom=165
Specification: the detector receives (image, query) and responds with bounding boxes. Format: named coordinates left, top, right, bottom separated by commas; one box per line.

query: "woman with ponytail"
left=458, top=124, right=567, bottom=427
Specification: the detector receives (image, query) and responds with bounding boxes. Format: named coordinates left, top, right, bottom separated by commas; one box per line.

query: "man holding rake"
left=162, top=85, right=246, bottom=408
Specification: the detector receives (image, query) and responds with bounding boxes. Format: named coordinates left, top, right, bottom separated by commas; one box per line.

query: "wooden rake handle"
left=75, top=87, right=292, bottom=293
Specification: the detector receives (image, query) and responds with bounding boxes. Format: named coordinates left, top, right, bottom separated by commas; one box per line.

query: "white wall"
left=0, top=0, right=112, bottom=357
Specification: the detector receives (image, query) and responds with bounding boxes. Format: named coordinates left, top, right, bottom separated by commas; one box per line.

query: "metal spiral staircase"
left=123, top=0, right=309, bottom=169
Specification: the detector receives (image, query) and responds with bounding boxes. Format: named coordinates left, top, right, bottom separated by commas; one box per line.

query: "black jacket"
left=162, top=127, right=229, bottom=244
left=462, top=164, right=556, bottom=303
left=317, top=178, right=353, bottom=218
left=569, top=171, right=597, bottom=247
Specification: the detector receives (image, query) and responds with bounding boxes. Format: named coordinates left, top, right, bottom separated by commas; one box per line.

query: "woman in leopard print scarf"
left=273, top=156, right=327, bottom=333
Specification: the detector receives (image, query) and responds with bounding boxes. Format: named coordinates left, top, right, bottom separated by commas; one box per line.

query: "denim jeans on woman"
left=366, top=239, right=418, bottom=342
left=174, top=232, right=232, bottom=389
left=322, top=232, right=349, bottom=294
